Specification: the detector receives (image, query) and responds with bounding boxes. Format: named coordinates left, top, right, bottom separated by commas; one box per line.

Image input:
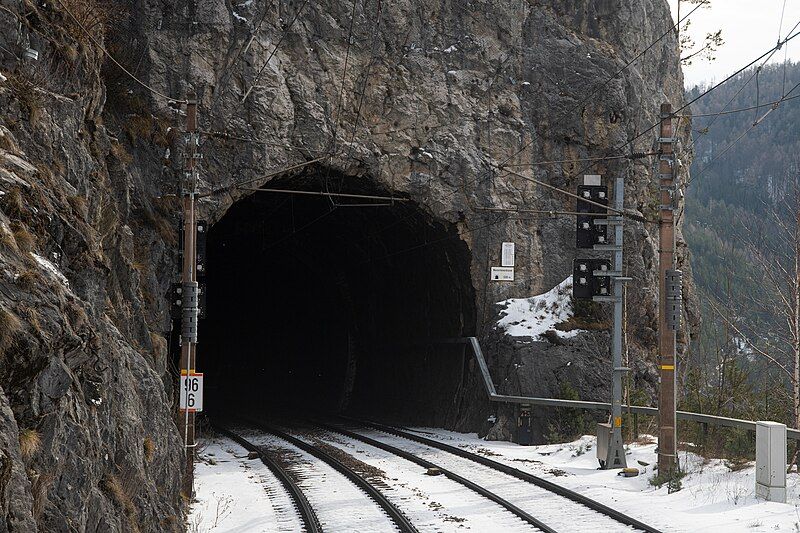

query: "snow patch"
left=444, top=45, right=458, bottom=53
left=190, top=437, right=302, bottom=532
left=409, top=428, right=800, bottom=533
left=31, top=253, right=69, bottom=288
left=496, top=276, right=581, bottom=340
left=231, top=10, right=247, bottom=22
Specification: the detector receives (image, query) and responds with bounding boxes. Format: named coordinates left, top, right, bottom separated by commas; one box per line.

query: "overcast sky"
left=668, top=0, right=800, bottom=87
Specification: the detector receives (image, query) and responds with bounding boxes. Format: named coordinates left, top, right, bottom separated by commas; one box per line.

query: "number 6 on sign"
left=179, top=372, right=203, bottom=412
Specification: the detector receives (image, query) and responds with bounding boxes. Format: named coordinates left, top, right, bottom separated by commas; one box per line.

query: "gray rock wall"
left=0, top=0, right=693, bottom=528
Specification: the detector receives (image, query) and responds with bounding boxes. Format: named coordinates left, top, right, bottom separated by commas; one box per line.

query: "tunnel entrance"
left=201, top=171, right=476, bottom=425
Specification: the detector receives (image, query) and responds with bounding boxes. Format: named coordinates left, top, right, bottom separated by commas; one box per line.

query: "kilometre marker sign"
left=180, top=371, right=204, bottom=412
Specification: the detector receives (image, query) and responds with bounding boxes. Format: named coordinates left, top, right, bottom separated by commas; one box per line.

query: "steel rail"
left=347, top=416, right=661, bottom=533
left=241, top=418, right=419, bottom=533
left=437, top=337, right=800, bottom=440
left=312, top=419, right=555, bottom=533
left=215, top=425, right=322, bottom=533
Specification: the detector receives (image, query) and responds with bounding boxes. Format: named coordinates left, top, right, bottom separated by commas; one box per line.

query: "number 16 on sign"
left=180, top=371, right=203, bottom=412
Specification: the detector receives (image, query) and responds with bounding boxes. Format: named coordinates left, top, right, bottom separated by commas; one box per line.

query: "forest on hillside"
left=682, top=62, right=800, bottom=453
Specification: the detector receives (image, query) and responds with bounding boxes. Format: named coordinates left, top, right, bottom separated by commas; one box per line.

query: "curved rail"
left=313, top=419, right=554, bottom=532
left=347, top=416, right=662, bottom=533
left=242, top=418, right=419, bottom=533
left=215, top=425, right=322, bottom=533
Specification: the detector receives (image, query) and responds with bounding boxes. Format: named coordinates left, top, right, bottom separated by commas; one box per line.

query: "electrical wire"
left=240, top=0, right=310, bottom=105
left=492, top=2, right=705, bottom=172
left=676, top=92, right=800, bottom=118
left=687, top=79, right=800, bottom=187
left=54, top=0, right=186, bottom=104
left=502, top=152, right=656, bottom=168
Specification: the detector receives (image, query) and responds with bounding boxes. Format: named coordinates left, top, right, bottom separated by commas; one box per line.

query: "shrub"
left=19, top=428, right=41, bottom=460
left=649, top=468, right=687, bottom=493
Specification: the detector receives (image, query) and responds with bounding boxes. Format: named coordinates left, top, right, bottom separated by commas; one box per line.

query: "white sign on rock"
left=180, top=372, right=204, bottom=412
left=501, top=242, right=515, bottom=267
left=491, top=267, right=514, bottom=281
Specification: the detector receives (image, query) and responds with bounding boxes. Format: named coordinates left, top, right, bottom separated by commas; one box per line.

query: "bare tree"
left=676, top=0, right=724, bottom=66
left=710, top=181, right=800, bottom=432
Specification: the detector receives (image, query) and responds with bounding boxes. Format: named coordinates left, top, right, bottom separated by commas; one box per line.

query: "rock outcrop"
left=0, top=0, right=694, bottom=528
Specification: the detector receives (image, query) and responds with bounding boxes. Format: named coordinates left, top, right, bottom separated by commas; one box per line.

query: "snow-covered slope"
left=496, top=276, right=582, bottom=340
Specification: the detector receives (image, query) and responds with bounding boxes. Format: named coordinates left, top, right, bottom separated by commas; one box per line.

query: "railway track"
left=338, top=416, right=662, bottom=533
left=218, top=418, right=662, bottom=532
left=223, top=421, right=418, bottom=532
left=214, top=425, right=322, bottom=533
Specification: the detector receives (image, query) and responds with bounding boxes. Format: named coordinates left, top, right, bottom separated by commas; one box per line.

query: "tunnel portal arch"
left=200, top=170, right=477, bottom=425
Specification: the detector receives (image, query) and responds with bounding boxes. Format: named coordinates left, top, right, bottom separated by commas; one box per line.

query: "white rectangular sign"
left=180, top=372, right=203, bottom=412
left=491, top=267, right=514, bottom=281
left=501, top=242, right=515, bottom=267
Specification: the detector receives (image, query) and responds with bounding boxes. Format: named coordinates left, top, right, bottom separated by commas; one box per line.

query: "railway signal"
left=573, top=174, right=628, bottom=469
left=576, top=182, right=608, bottom=248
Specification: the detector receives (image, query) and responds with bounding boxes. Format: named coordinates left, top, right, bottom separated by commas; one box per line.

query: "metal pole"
left=178, top=92, right=199, bottom=496
left=605, top=176, right=627, bottom=468
left=657, top=102, right=678, bottom=475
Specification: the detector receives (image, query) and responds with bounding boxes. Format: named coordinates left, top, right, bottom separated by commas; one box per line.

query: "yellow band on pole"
left=660, top=365, right=675, bottom=370
left=614, top=417, right=622, bottom=427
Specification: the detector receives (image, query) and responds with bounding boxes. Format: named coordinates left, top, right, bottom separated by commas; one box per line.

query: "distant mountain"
left=682, top=62, right=800, bottom=423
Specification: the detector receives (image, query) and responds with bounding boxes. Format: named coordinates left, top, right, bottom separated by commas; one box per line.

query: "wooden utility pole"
left=657, top=102, right=678, bottom=474
left=178, top=92, right=199, bottom=495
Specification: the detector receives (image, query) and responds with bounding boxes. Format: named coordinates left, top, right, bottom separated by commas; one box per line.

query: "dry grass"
left=0, top=308, right=22, bottom=353
left=16, top=269, right=42, bottom=290
left=11, top=224, right=35, bottom=254
left=0, top=225, right=19, bottom=252
left=31, top=472, right=53, bottom=521
left=6, top=73, right=44, bottom=124
left=3, top=188, right=25, bottom=219
left=67, top=195, right=88, bottom=219
left=56, top=0, right=114, bottom=46
left=19, top=428, right=41, bottom=460
left=143, top=436, right=155, bottom=462
left=109, top=142, right=133, bottom=164
left=101, top=474, right=139, bottom=531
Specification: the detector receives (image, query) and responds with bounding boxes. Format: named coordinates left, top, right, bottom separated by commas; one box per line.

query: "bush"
left=545, top=382, right=593, bottom=443
left=650, top=468, right=687, bottom=493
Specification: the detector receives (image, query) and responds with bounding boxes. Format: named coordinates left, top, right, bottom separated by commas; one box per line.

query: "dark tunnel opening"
left=200, top=171, right=477, bottom=426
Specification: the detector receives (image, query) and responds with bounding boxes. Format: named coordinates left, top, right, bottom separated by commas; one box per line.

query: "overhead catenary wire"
left=687, top=79, right=800, bottom=187
left=237, top=187, right=407, bottom=203
left=676, top=92, right=800, bottom=118
left=198, top=157, right=326, bottom=198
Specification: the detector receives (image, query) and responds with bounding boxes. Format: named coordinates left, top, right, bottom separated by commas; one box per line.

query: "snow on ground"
left=188, top=437, right=302, bottom=533
left=497, top=275, right=582, bottom=340
left=410, top=428, right=800, bottom=533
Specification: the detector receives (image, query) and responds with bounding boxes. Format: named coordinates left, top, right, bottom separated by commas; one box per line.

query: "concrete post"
left=756, top=421, right=787, bottom=503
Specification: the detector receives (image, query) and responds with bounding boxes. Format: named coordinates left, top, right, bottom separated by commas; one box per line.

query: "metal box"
left=596, top=422, right=611, bottom=466
left=756, top=421, right=786, bottom=503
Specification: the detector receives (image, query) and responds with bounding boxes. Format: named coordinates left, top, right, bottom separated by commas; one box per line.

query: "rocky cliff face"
left=0, top=0, right=693, bottom=529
